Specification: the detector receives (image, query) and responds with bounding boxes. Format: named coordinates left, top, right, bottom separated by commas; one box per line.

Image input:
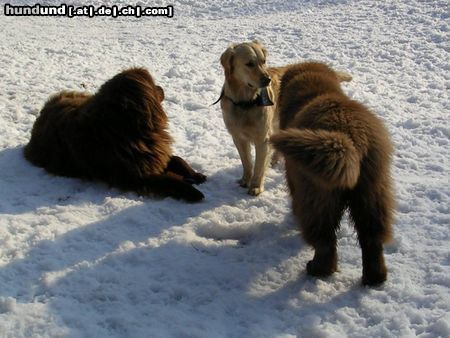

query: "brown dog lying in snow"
left=271, top=62, right=394, bottom=286
left=25, top=68, right=206, bottom=202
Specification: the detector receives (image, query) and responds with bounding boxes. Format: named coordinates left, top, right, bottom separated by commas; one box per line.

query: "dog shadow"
left=31, top=210, right=364, bottom=337
left=0, top=146, right=282, bottom=214
left=0, top=146, right=365, bottom=336
left=0, top=145, right=286, bottom=295
left=0, top=146, right=121, bottom=214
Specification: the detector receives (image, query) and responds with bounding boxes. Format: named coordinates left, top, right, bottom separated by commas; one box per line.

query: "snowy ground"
left=0, top=0, right=449, bottom=337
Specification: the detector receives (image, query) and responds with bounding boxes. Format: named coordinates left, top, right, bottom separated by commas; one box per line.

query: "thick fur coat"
left=271, top=62, right=395, bottom=285
left=25, top=68, right=206, bottom=202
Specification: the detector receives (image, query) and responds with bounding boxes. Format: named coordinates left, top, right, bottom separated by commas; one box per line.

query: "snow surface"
left=0, top=0, right=449, bottom=337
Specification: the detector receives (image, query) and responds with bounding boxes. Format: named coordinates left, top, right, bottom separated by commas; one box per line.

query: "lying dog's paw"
left=176, top=184, right=205, bottom=203
left=248, top=186, right=264, bottom=196
left=193, top=172, right=207, bottom=185
left=183, top=173, right=206, bottom=185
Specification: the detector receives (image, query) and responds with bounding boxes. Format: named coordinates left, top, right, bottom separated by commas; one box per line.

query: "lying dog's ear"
left=155, top=85, right=165, bottom=102
left=220, top=45, right=235, bottom=78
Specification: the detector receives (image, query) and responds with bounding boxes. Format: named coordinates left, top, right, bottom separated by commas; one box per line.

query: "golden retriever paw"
left=248, top=186, right=264, bottom=196
left=238, top=178, right=250, bottom=188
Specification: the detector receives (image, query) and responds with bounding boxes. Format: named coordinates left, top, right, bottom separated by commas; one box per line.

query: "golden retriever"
left=216, top=41, right=285, bottom=195
left=271, top=62, right=394, bottom=285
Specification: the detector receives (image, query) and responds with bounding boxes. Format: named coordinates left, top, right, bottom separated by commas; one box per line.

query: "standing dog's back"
left=271, top=62, right=394, bottom=286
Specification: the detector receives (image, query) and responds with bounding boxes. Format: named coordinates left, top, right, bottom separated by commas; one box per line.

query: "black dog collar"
left=212, top=87, right=273, bottom=108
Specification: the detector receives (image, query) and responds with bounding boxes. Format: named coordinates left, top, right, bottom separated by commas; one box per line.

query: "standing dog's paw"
left=306, top=259, right=337, bottom=277
left=362, top=266, right=387, bottom=286
left=248, top=186, right=264, bottom=196
left=238, top=178, right=250, bottom=188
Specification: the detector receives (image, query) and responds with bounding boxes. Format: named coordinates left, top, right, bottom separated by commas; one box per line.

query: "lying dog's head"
left=95, top=67, right=167, bottom=131
left=220, top=40, right=271, bottom=89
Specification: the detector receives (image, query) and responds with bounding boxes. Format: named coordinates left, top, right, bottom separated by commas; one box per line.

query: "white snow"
left=0, top=0, right=449, bottom=337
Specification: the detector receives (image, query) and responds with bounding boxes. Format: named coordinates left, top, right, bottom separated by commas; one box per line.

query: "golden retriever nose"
left=260, top=76, right=271, bottom=87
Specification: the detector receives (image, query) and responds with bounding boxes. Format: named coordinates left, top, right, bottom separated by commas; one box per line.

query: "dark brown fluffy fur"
left=25, top=68, right=206, bottom=202
left=271, top=62, right=394, bottom=285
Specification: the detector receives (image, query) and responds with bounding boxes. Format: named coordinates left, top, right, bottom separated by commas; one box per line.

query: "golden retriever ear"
left=220, top=45, right=235, bottom=78
left=155, top=85, right=165, bottom=102
left=261, top=46, right=268, bottom=58
left=252, top=40, right=267, bottom=58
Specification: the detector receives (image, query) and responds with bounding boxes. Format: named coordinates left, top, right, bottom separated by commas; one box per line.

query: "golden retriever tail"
left=271, top=129, right=361, bottom=189
left=335, top=71, right=353, bottom=82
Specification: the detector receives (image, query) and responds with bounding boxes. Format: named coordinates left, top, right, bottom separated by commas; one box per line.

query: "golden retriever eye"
left=246, top=62, right=255, bottom=67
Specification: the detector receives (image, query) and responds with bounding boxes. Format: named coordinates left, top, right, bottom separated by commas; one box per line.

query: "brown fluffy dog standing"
left=271, top=62, right=394, bottom=285
left=25, top=68, right=206, bottom=202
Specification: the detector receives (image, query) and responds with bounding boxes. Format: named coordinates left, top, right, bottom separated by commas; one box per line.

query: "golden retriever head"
left=220, top=40, right=271, bottom=89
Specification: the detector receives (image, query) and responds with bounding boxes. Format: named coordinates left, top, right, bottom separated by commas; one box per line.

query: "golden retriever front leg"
left=232, top=135, right=253, bottom=188
left=249, top=139, right=272, bottom=196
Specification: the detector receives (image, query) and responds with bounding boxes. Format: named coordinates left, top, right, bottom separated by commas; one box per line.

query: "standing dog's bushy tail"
left=271, top=129, right=361, bottom=189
